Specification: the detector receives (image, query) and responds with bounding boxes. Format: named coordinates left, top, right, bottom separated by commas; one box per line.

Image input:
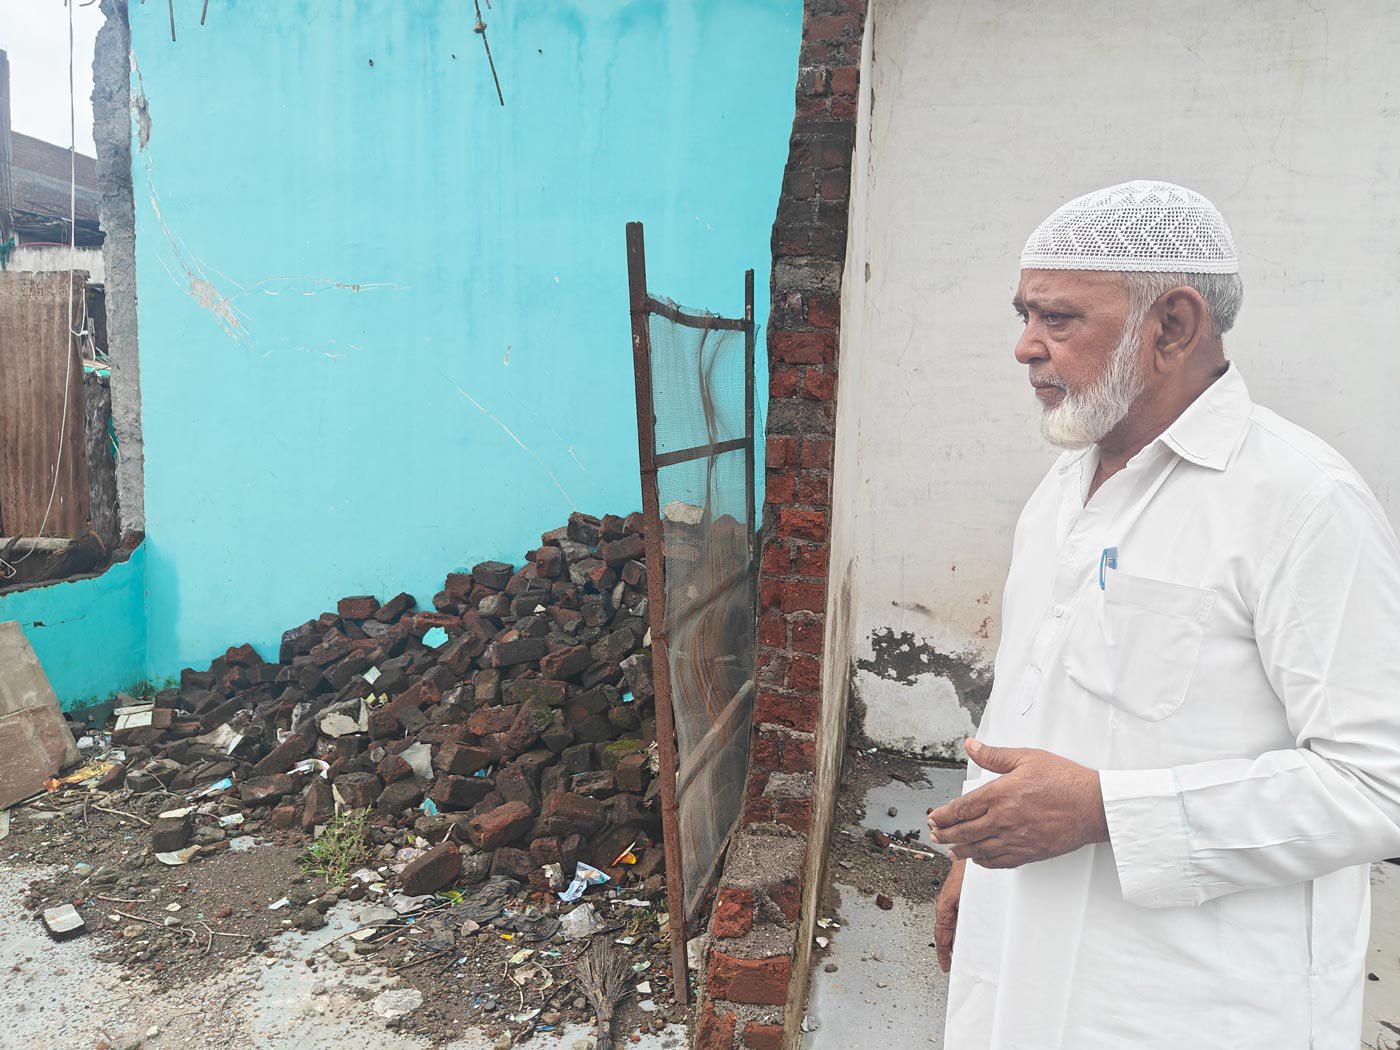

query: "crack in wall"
left=128, top=55, right=406, bottom=356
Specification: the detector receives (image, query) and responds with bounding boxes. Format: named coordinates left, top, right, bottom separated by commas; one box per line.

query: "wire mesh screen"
left=643, top=297, right=756, bottom=921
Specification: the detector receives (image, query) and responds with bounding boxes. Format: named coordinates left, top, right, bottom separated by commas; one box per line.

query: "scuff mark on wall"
left=855, top=627, right=992, bottom=723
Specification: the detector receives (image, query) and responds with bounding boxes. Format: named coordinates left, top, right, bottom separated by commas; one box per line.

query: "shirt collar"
left=1157, top=363, right=1253, bottom=471
left=1054, top=363, right=1252, bottom=476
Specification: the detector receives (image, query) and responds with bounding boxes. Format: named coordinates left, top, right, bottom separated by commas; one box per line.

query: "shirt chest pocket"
left=1063, top=571, right=1217, bottom=722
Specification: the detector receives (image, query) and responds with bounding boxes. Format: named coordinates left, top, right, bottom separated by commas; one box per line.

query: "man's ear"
left=1152, top=286, right=1209, bottom=370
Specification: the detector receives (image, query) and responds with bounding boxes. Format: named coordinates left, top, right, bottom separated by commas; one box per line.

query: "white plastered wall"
left=842, top=0, right=1400, bottom=757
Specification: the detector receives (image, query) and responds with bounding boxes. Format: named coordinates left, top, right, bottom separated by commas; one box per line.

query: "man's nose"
left=1015, top=326, right=1047, bottom=366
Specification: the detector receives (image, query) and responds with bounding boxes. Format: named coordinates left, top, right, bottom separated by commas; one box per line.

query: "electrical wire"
left=2, top=0, right=83, bottom=581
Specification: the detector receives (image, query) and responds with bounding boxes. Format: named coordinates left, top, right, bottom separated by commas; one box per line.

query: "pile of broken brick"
left=104, top=510, right=667, bottom=901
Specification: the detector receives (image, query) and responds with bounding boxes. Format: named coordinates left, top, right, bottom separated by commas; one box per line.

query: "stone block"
left=378, top=778, right=426, bottom=815
left=150, top=813, right=193, bottom=853
left=472, top=560, right=514, bottom=590
left=429, top=775, right=494, bottom=811
left=338, top=596, right=380, bottom=620
left=467, top=800, right=535, bottom=849
left=706, top=952, right=792, bottom=1006
left=400, top=843, right=461, bottom=896
left=332, top=772, right=383, bottom=809
left=240, top=773, right=298, bottom=806
left=538, top=790, right=604, bottom=838
left=434, top=742, right=493, bottom=777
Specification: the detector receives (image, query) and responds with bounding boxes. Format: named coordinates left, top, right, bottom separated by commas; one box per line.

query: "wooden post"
left=626, top=221, right=690, bottom=1006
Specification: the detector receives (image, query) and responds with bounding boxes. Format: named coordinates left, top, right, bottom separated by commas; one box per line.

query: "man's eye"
left=1016, top=312, right=1029, bottom=325
left=1042, top=313, right=1067, bottom=327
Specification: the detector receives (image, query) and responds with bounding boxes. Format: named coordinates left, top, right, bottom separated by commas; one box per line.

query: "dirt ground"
left=2, top=787, right=687, bottom=1048
left=819, top=745, right=953, bottom=911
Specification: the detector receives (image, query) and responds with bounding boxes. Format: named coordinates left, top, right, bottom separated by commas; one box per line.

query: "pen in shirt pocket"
left=1098, top=546, right=1118, bottom=589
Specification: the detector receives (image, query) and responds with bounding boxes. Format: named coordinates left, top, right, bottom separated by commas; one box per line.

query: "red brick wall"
left=696, top=2, right=867, bottom=1046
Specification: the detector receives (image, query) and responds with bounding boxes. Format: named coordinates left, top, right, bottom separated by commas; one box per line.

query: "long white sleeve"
left=1101, top=479, right=1400, bottom=909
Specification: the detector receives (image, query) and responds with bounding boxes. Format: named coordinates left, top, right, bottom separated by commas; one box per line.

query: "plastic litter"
left=290, top=759, right=330, bottom=779
left=455, top=876, right=520, bottom=923
left=499, top=909, right=561, bottom=943
left=400, top=742, right=433, bottom=781
left=560, top=903, right=603, bottom=940
left=558, top=861, right=610, bottom=902
left=155, top=846, right=200, bottom=866
left=44, top=760, right=118, bottom=791
left=421, top=626, right=449, bottom=649
left=389, top=892, right=435, bottom=915
left=192, top=777, right=233, bottom=799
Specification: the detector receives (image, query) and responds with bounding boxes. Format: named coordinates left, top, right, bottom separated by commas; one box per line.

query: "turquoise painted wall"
left=0, top=546, right=148, bottom=710
left=129, top=1, right=798, bottom=679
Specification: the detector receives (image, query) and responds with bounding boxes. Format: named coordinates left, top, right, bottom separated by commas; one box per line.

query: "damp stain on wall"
left=854, top=627, right=993, bottom=723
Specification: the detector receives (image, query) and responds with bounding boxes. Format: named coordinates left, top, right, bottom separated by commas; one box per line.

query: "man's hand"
left=934, top=857, right=965, bottom=974
left=926, top=739, right=1108, bottom=869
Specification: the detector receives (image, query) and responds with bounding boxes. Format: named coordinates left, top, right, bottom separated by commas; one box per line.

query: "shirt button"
left=1053, top=605, right=1065, bottom=618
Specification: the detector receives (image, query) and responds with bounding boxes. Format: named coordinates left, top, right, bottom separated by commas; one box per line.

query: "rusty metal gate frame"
left=625, top=221, right=756, bottom=1003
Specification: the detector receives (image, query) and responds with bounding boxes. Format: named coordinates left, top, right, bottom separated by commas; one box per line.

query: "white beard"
left=1038, top=320, right=1147, bottom=451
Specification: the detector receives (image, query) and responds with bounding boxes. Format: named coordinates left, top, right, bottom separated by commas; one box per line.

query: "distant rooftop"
left=10, top=131, right=102, bottom=248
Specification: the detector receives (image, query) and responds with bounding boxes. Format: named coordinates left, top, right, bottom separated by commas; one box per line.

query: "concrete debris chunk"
left=370, top=988, right=424, bottom=1019
left=42, top=903, right=87, bottom=940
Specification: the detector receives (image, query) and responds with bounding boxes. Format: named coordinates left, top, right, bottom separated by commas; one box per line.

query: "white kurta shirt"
left=945, top=365, right=1400, bottom=1049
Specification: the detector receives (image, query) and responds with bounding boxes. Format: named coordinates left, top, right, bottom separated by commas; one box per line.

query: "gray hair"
left=1121, top=271, right=1244, bottom=337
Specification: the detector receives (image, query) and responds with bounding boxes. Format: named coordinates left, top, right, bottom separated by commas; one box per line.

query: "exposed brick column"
left=695, top=3, right=866, bottom=1048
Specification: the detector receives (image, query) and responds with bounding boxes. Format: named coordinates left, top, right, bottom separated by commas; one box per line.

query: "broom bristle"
left=576, top=940, right=630, bottom=1050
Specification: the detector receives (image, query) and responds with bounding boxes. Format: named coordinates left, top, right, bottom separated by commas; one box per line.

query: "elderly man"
left=927, top=180, right=1400, bottom=1048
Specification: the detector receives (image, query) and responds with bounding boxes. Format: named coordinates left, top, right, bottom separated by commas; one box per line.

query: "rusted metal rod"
left=626, top=221, right=689, bottom=1006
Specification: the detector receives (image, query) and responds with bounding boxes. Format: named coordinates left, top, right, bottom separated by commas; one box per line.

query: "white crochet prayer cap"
left=1021, top=180, right=1239, bottom=274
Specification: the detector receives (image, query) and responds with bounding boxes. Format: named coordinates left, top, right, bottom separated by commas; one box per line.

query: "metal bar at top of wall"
left=626, top=221, right=690, bottom=1007
left=646, top=295, right=749, bottom=332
